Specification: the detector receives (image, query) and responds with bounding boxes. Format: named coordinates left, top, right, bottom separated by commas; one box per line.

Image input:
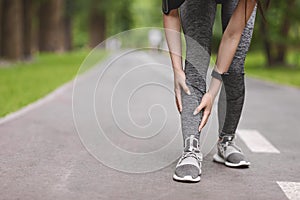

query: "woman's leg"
left=180, top=0, right=217, bottom=142
left=172, top=0, right=217, bottom=183
left=212, top=0, right=257, bottom=167
left=218, top=1, right=257, bottom=137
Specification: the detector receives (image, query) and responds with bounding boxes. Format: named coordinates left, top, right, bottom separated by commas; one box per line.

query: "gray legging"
left=179, top=0, right=257, bottom=141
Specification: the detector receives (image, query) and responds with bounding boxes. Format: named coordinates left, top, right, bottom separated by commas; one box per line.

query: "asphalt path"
left=0, top=51, right=299, bottom=200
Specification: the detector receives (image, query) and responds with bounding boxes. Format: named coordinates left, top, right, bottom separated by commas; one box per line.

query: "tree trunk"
left=1, top=0, right=23, bottom=60
left=259, top=19, right=274, bottom=66
left=64, top=15, right=72, bottom=51
left=23, top=0, right=33, bottom=59
left=260, top=0, right=295, bottom=67
left=275, top=17, right=290, bottom=65
left=273, top=0, right=295, bottom=66
left=64, top=0, right=73, bottom=51
left=0, top=0, right=2, bottom=57
left=88, top=1, right=106, bottom=48
left=39, top=0, right=65, bottom=52
left=30, top=2, right=38, bottom=54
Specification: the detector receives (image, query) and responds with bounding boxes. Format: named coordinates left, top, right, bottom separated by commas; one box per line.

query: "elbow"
left=163, top=9, right=180, bottom=28
left=164, top=9, right=179, bottom=18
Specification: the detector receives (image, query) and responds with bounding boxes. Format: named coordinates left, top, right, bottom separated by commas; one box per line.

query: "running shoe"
left=213, top=135, right=250, bottom=168
left=173, top=135, right=202, bottom=182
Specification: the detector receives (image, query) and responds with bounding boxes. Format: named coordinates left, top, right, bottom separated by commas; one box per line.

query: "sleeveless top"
left=162, top=0, right=226, bottom=14
left=162, top=0, right=185, bottom=15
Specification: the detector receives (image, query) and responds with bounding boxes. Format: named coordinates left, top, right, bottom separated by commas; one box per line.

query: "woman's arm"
left=215, top=0, right=256, bottom=73
left=163, top=9, right=191, bottom=113
left=194, top=0, right=257, bottom=131
left=163, top=9, right=183, bottom=72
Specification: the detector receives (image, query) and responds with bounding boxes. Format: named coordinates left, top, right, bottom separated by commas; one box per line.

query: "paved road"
left=0, top=51, right=300, bottom=200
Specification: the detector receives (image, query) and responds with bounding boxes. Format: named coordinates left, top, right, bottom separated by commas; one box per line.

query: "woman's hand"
left=174, top=69, right=191, bottom=113
left=164, top=9, right=189, bottom=113
left=193, top=92, right=213, bottom=132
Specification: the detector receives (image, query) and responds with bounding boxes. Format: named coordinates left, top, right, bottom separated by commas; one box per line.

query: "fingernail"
left=193, top=111, right=197, bottom=115
left=187, top=91, right=191, bottom=95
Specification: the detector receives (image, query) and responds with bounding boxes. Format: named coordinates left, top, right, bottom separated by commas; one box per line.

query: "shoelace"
left=179, top=151, right=203, bottom=164
left=222, top=140, right=242, bottom=152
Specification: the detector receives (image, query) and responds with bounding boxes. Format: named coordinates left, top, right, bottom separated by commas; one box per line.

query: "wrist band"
left=211, top=69, right=222, bottom=81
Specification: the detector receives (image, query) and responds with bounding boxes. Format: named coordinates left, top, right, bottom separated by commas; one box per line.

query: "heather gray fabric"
left=220, top=72, right=245, bottom=137
left=174, top=135, right=202, bottom=181
left=218, top=1, right=257, bottom=137
left=216, top=135, right=249, bottom=165
left=179, top=0, right=257, bottom=142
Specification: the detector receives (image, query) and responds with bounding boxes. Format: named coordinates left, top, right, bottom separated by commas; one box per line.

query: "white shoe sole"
left=213, top=153, right=250, bottom=168
left=173, top=174, right=201, bottom=182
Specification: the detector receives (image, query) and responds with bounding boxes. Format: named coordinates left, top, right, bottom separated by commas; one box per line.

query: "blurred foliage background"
left=0, top=0, right=299, bottom=116
left=0, top=0, right=299, bottom=66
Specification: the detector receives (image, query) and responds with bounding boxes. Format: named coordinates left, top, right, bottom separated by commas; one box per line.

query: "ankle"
left=218, top=134, right=235, bottom=143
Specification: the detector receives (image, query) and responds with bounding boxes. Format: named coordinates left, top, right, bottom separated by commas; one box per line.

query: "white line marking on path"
left=237, top=129, right=280, bottom=153
left=277, top=181, right=300, bottom=200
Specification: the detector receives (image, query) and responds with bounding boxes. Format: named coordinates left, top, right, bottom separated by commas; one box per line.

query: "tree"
left=23, top=0, right=34, bottom=59
left=87, top=0, right=134, bottom=47
left=106, top=0, right=133, bottom=35
left=1, top=0, right=23, bottom=60
left=64, top=0, right=73, bottom=51
left=0, top=0, right=2, bottom=56
left=38, top=0, right=65, bottom=52
left=259, top=0, right=299, bottom=67
left=88, top=0, right=106, bottom=48
left=115, top=0, right=132, bottom=32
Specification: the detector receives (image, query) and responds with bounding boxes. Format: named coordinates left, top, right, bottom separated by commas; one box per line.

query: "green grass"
left=245, top=52, right=300, bottom=88
left=1, top=49, right=298, bottom=118
left=0, top=49, right=107, bottom=117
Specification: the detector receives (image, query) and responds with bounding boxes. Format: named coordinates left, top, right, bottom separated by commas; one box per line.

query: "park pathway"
left=0, top=51, right=300, bottom=200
